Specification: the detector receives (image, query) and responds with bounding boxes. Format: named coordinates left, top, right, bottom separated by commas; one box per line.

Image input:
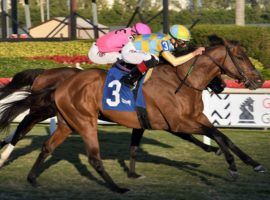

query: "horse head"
left=206, top=35, right=264, bottom=90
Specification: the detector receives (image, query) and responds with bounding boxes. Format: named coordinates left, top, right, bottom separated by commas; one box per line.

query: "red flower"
left=28, top=55, right=93, bottom=64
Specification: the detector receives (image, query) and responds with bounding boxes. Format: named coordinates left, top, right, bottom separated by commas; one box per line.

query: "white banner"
left=203, top=91, right=270, bottom=127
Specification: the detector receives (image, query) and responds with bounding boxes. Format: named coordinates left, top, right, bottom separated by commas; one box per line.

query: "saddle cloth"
left=102, top=66, right=146, bottom=111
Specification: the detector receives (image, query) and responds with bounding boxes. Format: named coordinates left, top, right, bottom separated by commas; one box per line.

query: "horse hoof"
left=0, top=141, right=6, bottom=150
left=128, top=172, right=145, bottom=179
left=114, top=187, right=130, bottom=194
left=229, top=170, right=239, bottom=180
left=254, top=165, right=266, bottom=173
left=27, top=176, right=39, bottom=187
left=0, top=160, right=6, bottom=168
left=215, top=149, right=222, bottom=156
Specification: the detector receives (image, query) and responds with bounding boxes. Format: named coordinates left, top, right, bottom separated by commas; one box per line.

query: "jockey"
left=120, top=25, right=205, bottom=88
left=88, top=23, right=152, bottom=64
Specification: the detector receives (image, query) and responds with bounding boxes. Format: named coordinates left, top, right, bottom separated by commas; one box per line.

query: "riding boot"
left=120, top=55, right=159, bottom=88
left=120, top=67, right=143, bottom=88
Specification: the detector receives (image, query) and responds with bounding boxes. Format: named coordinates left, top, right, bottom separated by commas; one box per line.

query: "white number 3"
left=106, top=80, right=121, bottom=107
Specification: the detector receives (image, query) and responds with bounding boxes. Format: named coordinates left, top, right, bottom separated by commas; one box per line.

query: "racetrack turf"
left=0, top=125, right=269, bottom=200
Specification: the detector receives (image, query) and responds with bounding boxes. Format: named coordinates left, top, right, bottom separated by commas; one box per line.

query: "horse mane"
left=208, top=34, right=241, bottom=47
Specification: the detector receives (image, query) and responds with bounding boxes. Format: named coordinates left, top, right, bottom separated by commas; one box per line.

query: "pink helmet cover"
left=132, top=23, right=152, bottom=35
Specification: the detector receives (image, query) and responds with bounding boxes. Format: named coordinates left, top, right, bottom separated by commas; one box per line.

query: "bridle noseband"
left=175, top=45, right=251, bottom=93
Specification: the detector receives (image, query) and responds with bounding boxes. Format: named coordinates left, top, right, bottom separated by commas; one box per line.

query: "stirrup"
left=121, top=80, right=137, bottom=89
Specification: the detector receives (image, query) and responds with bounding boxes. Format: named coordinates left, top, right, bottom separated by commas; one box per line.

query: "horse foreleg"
left=27, top=117, right=71, bottom=187
left=129, top=128, right=144, bottom=178
left=170, top=132, right=221, bottom=155
left=215, top=129, right=265, bottom=173
left=81, top=121, right=129, bottom=193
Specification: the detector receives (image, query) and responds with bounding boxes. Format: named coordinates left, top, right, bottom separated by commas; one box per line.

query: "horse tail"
left=0, top=86, right=56, bottom=133
left=0, top=68, right=45, bottom=100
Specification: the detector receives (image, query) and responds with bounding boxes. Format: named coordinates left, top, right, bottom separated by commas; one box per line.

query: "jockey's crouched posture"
left=88, top=23, right=152, bottom=64
left=120, top=25, right=205, bottom=88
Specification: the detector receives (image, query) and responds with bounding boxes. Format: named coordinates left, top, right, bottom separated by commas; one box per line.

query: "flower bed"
left=27, top=55, right=92, bottom=64
left=225, top=80, right=270, bottom=88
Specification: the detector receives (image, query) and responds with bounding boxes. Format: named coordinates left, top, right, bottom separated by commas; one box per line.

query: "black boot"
left=120, top=67, right=143, bottom=88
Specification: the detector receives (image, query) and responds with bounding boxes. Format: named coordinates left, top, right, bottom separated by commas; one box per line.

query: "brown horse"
left=24, top=37, right=264, bottom=193
left=0, top=67, right=220, bottom=170
left=0, top=67, right=81, bottom=166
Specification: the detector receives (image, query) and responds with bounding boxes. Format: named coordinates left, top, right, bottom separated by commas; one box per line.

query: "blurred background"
left=0, top=0, right=269, bottom=76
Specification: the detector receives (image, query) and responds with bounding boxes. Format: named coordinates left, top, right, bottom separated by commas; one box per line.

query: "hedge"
left=0, top=25, right=269, bottom=78
left=191, top=25, right=270, bottom=69
left=0, top=40, right=92, bottom=57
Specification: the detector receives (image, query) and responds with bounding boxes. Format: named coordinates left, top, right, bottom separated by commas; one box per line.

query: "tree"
left=235, top=0, right=245, bottom=25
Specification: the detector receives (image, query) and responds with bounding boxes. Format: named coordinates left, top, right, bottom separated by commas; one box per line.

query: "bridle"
left=175, top=45, right=251, bottom=93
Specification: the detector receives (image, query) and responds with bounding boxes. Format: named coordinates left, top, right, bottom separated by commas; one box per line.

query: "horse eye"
left=240, top=47, right=246, bottom=52
left=236, top=56, right=244, bottom=61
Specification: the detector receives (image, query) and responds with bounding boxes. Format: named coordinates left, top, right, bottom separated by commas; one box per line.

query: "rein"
left=226, top=46, right=249, bottom=83
left=174, top=57, right=201, bottom=93
left=174, top=45, right=249, bottom=93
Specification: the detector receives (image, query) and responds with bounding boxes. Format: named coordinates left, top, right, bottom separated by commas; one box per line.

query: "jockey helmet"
left=169, top=25, right=191, bottom=41
left=132, top=23, right=152, bottom=35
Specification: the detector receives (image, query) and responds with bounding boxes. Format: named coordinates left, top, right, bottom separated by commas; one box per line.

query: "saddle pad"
left=102, top=66, right=146, bottom=111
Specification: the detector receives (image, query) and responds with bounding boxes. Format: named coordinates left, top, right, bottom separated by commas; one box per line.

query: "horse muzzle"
left=244, top=77, right=264, bottom=90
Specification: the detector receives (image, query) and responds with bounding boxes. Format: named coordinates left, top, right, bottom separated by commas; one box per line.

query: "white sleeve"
left=121, top=42, right=152, bottom=64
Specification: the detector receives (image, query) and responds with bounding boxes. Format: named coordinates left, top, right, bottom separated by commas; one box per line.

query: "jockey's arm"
left=161, top=47, right=205, bottom=67
left=161, top=51, right=194, bottom=67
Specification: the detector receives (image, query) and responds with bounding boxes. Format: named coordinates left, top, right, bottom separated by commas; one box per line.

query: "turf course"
left=0, top=125, right=269, bottom=200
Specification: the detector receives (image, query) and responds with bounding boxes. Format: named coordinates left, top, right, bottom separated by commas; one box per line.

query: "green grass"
left=0, top=125, right=269, bottom=200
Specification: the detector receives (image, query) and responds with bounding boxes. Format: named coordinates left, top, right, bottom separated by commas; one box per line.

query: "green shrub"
left=191, top=25, right=270, bottom=69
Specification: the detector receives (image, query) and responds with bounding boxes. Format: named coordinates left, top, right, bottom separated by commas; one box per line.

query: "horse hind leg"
left=0, top=107, right=55, bottom=168
left=27, top=116, right=71, bottom=187
left=202, top=126, right=239, bottom=179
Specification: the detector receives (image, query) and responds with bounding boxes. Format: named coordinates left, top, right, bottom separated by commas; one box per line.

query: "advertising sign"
left=203, top=91, right=270, bottom=127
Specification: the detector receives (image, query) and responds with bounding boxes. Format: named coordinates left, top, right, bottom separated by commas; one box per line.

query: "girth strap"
left=132, top=82, right=152, bottom=130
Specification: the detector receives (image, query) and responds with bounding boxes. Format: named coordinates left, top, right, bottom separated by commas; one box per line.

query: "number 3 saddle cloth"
left=102, top=65, right=146, bottom=112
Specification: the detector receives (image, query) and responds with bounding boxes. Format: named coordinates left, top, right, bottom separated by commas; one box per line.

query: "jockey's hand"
left=144, top=55, right=159, bottom=68
left=192, top=47, right=205, bottom=56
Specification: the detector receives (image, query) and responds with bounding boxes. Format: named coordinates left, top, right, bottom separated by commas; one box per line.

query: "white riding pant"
left=121, top=42, right=159, bottom=64
left=88, top=43, right=122, bottom=64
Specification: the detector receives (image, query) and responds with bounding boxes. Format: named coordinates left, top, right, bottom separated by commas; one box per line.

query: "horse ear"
left=208, top=35, right=224, bottom=46
left=223, top=39, right=230, bottom=47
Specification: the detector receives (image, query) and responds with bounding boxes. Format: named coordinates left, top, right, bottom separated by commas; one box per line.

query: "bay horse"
left=22, top=37, right=264, bottom=193
left=0, top=67, right=81, bottom=166
left=0, top=67, right=220, bottom=171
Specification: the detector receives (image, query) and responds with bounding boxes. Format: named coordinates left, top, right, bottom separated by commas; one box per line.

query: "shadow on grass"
left=5, top=128, right=228, bottom=189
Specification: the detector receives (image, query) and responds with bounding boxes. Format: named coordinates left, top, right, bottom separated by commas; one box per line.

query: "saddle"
left=115, top=61, right=154, bottom=84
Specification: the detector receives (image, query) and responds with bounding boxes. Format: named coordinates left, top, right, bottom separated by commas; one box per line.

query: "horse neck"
left=175, top=46, right=225, bottom=90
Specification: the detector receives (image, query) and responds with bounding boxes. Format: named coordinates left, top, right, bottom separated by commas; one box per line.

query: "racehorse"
left=0, top=67, right=220, bottom=173
left=18, top=36, right=264, bottom=193
left=0, top=67, right=81, bottom=166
